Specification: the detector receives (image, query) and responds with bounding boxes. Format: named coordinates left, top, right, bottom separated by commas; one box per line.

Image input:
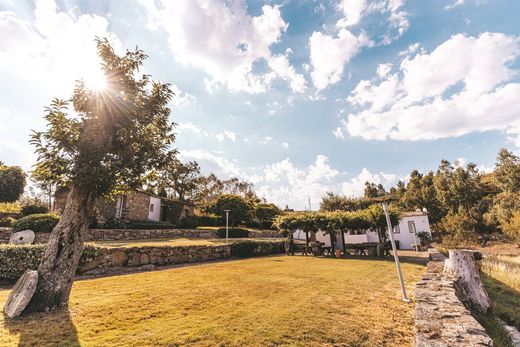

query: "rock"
left=3, top=270, right=38, bottom=318
left=9, top=230, right=35, bottom=245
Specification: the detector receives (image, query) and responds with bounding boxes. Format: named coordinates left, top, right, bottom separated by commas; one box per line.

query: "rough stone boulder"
left=9, top=230, right=35, bottom=245
left=3, top=270, right=38, bottom=318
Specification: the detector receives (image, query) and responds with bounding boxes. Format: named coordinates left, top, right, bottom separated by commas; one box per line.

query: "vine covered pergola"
left=274, top=206, right=400, bottom=256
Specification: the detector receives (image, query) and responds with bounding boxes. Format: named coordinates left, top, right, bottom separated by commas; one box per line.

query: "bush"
left=0, top=244, right=102, bottom=281
left=230, top=240, right=284, bottom=258
left=125, top=220, right=176, bottom=230
left=12, top=213, right=60, bottom=233
left=20, top=203, right=49, bottom=217
left=0, top=202, right=21, bottom=214
left=216, top=227, right=249, bottom=238
left=102, top=218, right=127, bottom=229
left=197, top=213, right=223, bottom=227
left=0, top=216, right=16, bottom=227
left=180, top=215, right=199, bottom=229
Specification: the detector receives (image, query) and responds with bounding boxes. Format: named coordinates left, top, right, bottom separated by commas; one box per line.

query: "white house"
left=292, top=211, right=431, bottom=250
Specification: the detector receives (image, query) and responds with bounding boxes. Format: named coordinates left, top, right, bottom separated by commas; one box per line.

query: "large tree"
left=151, top=159, right=201, bottom=203
left=0, top=164, right=26, bottom=202
left=13, top=38, right=176, bottom=314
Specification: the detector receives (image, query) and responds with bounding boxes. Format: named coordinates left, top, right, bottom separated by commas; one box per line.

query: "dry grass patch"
left=0, top=256, right=424, bottom=347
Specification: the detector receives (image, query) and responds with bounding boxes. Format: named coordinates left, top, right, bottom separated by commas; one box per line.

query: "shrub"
left=0, top=244, right=102, bottom=281
left=216, top=227, right=249, bottom=238
left=230, top=240, right=284, bottom=258
left=0, top=202, right=21, bottom=214
left=180, top=215, right=199, bottom=229
left=102, top=218, right=127, bottom=229
left=209, top=194, right=253, bottom=226
left=20, top=203, right=49, bottom=217
left=0, top=216, right=16, bottom=227
left=125, top=220, right=176, bottom=230
left=197, top=213, right=223, bottom=227
left=12, top=213, right=60, bottom=233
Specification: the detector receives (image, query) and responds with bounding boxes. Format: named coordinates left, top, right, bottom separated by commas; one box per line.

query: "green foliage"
left=162, top=200, right=183, bottom=224
left=364, top=182, right=387, bottom=198
left=196, top=213, right=223, bottom=226
left=0, top=217, right=16, bottom=227
left=209, top=194, right=253, bottom=227
left=180, top=215, right=199, bottom=229
left=229, top=240, right=284, bottom=258
left=150, top=159, right=201, bottom=203
left=20, top=203, right=49, bottom=217
left=320, top=193, right=373, bottom=212
left=437, top=211, right=479, bottom=248
left=416, top=231, right=432, bottom=246
left=125, top=220, right=176, bottom=230
left=216, top=228, right=249, bottom=238
left=254, top=203, right=281, bottom=229
left=0, top=202, right=21, bottom=214
left=494, top=148, right=520, bottom=194
left=12, top=213, right=60, bottom=233
left=502, top=210, right=520, bottom=246
left=0, top=244, right=102, bottom=281
left=102, top=218, right=127, bottom=229
left=30, top=38, right=176, bottom=199
left=0, top=164, right=26, bottom=202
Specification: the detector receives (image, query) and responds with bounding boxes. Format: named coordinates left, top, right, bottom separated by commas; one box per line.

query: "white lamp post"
left=224, top=209, right=230, bottom=244
left=375, top=196, right=410, bottom=303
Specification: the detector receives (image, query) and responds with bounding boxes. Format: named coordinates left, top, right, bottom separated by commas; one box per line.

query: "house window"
left=408, top=221, right=416, bottom=234
left=149, top=203, right=154, bottom=213
left=393, top=225, right=400, bottom=234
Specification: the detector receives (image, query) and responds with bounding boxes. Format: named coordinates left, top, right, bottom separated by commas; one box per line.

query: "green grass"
left=0, top=256, right=424, bottom=346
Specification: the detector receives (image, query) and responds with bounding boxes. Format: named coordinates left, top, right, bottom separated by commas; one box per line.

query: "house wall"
left=124, top=192, right=151, bottom=221
left=148, top=196, right=161, bottom=221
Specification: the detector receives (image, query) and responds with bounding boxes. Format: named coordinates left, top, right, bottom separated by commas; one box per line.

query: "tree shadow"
left=481, top=272, right=520, bottom=331
left=3, top=307, right=80, bottom=347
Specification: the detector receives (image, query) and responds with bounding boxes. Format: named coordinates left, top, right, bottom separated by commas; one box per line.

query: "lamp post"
left=224, top=209, right=230, bottom=244
left=373, top=196, right=410, bottom=303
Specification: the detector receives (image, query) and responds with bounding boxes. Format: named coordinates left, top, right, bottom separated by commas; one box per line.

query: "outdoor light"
left=224, top=209, right=231, bottom=244
left=372, top=195, right=410, bottom=303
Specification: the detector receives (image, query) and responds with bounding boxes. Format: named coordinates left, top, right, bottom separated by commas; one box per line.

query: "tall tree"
left=14, top=38, right=176, bottom=314
left=494, top=148, right=520, bottom=193
left=151, top=159, right=201, bottom=203
left=0, top=164, right=26, bottom=202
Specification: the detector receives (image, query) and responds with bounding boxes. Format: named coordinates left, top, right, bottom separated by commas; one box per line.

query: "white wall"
left=148, top=196, right=161, bottom=221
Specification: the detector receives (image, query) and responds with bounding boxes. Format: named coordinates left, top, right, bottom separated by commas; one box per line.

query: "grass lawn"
left=0, top=256, right=424, bottom=347
left=90, top=238, right=284, bottom=248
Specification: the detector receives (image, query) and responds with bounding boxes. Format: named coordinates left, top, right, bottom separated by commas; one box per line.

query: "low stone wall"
left=249, top=229, right=284, bottom=238
left=0, top=229, right=10, bottom=243
left=79, top=244, right=231, bottom=275
left=414, top=250, right=492, bottom=346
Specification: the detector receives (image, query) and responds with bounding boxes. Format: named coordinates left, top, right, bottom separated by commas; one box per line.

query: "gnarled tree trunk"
left=23, top=185, right=95, bottom=313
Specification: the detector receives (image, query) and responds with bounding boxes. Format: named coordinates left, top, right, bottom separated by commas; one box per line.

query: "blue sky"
left=1, top=0, right=519, bottom=209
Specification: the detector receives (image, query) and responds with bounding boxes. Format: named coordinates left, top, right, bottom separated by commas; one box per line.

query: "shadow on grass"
left=481, top=272, right=520, bottom=331
left=3, top=308, right=80, bottom=347
left=290, top=252, right=428, bottom=266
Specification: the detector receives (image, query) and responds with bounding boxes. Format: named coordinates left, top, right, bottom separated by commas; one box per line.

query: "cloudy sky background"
left=1, top=0, right=519, bottom=209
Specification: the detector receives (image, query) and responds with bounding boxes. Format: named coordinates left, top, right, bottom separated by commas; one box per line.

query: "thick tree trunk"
left=23, top=185, right=95, bottom=313
left=444, top=249, right=490, bottom=312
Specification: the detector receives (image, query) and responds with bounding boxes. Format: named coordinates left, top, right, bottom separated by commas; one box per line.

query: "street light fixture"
left=224, top=209, right=231, bottom=244
left=372, top=195, right=410, bottom=303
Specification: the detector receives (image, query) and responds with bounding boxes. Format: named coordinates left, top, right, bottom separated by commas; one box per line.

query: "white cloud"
left=333, top=127, right=345, bottom=139
left=337, top=0, right=367, bottom=27
left=179, top=149, right=242, bottom=177
left=214, top=130, right=236, bottom=142
left=176, top=122, right=201, bottom=135
left=344, top=32, right=520, bottom=146
left=309, top=29, right=371, bottom=90
left=282, top=142, right=289, bottom=149
left=445, top=0, right=465, bottom=10
left=170, top=84, right=196, bottom=106
left=144, top=0, right=306, bottom=94
left=341, top=168, right=396, bottom=197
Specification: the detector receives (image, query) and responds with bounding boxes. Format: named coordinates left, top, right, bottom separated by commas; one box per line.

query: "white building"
left=292, top=211, right=431, bottom=250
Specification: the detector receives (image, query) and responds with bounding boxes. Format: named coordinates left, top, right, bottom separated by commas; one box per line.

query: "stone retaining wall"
left=414, top=250, right=492, bottom=346
left=1, top=228, right=283, bottom=244
left=79, top=244, right=231, bottom=275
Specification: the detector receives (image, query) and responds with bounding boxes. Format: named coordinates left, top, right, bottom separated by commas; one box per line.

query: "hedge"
left=216, top=227, right=249, bottom=238
left=230, top=239, right=285, bottom=258
left=179, top=215, right=199, bottom=229
left=12, top=213, right=60, bottom=233
left=20, top=204, right=49, bottom=217
left=0, top=244, right=101, bottom=281
left=0, top=216, right=16, bottom=227
left=126, top=220, right=177, bottom=230
left=197, top=213, right=224, bottom=227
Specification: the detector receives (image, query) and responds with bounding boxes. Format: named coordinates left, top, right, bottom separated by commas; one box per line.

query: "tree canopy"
left=0, top=163, right=26, bottom=202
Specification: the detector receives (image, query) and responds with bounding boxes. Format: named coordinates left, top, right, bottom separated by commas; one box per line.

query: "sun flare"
left=84, top=68, right=106, bottom=91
